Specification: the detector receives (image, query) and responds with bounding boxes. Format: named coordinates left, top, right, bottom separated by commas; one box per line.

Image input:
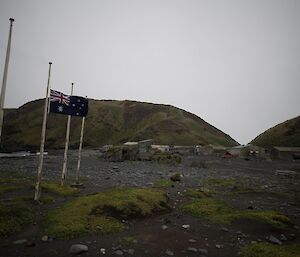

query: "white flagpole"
left=75, top=115, right=85, bottom=184
left=34, top=62, right=52, bottom=201
left=0, top=18, right=15, bottom=146
left=60, top=83, right=73, bottom=186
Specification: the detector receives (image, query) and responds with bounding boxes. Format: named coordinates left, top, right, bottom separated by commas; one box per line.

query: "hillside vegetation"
left=251, top=116, right=300, bottom=147
left=2, top=99, right=238, bottom=151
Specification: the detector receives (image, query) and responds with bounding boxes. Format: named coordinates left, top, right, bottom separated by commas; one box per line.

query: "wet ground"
left=0, top=150, right=300, bottom=257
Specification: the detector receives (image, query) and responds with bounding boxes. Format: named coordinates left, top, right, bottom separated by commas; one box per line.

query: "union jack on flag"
left=50, top=89, right=70, bottom=106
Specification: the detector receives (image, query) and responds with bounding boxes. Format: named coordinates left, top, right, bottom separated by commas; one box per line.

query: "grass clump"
left=185, top=188, right=213, bottom=198
left=42, top=183, right=79, bottom=196
left=151, top=153, right=182, bottom=164
left=170, top=173, right=182, bottom=182
left=0, top=185, right=20, bottom=194
left=47, top=187, right=170, bottom=239
left=240, top=243, right=300, bottom=257
left=0, top=202, right=34, bottom=236
left=154, top=179, right=174, bottom=188
left=180, top=198, right=291, bottom=228
left=120, top=236, right=136, bottom=246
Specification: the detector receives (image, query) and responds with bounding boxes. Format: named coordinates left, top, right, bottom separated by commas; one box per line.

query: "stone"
left=100, top=248, right=106, bottom=254
left=127, top=249, right=135, bottom=255
left=187, top=247, right=198, bottom=252
left=221, top=227, right=229, bottom=232
left=198, top=248, right=208, bottom=255
left=280, top=234, right=287, bottom=241
left=114, top=250, right=123, bottom=255
left=182, top=224, right=190, bottom=229
left=188, top=239, right=197, bottom=243
left=69, top=244, right=89, bottom=254
left=13, top=239, right=28, bottom=245
left=215, top=244, right=224, bottom=249
left=41, top=235, right=48, bottom=242
left=165, top=250, right=174, bottom=256
left=268, top=236, right=282, bottom=245
left=161, top=225, right=168, bottom=230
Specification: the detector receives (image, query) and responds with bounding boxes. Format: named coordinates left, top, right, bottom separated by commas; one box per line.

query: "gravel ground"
left=0, top=150, right=300, bottom=257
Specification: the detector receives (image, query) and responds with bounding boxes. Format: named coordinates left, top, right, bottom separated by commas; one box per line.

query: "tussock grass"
left=180, top=197, right=291, bottom=228
left=47, top=187, right=169, bottom=239
left=154, top=179, right=174, bottom=188
left=0, top=202, right=33, bottom=236
left=42, top=183, right=79, bottom=196
left=240, top=243, right=300, bottom=257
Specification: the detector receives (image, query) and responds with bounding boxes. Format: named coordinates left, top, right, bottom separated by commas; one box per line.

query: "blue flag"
left=49, top=89, right=88, bottom=117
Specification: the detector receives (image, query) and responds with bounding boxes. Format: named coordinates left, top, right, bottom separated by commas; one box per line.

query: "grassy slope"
left=2, top=99, right=238, bottom=151
left=251, top=116, right=300, bottom=147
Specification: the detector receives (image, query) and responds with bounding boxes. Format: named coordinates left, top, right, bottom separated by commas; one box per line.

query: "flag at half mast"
left=49, top=89, right=88, bottom=117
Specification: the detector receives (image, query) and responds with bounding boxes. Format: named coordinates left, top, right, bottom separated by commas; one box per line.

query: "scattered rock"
left=100, top=248, right=106, bottom=254
left=187, top=247, right=198, bottom=252
left=198, top=248, right=208, bottom=255
left=268, top=236, right=282, bottom=245
left=161, top=225, right=168, bottom=230
left=165, top=250, right=174, bottom=256
left=114, top=250, right=123, bottom=255
left=41, top=235, right=48, bottom=242
left=13, top=239, right=28, bottom=245
left=69, top=244, right=89, bottom=255
left=280, top=234, right=287, bottom=241
left=215, top=244, right=224, bottom=249
left=182, top=224, right=190, bottom=229
left=126, top=249, right=135, bottom=255
left=221, top=227, right=229, bottom=232
left=188, top=239, right=197, bottom=243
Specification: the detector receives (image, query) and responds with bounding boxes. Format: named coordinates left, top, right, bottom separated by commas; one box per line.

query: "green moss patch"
left=180, top=198, right=291, bottom=228
left=120, top=236, right=137, bottom=246
left=240, top=243, right=300, bottom=257
left=47, top=187, right=170, bottom=239
left=154, top=179, right=174, bottom=188
left=0, top=185, right=21, bottom=194
left=0, top=202, right=34, bottom=236
left=42, top=183, right=79, bottom=196
left=185, top=188, right=214, bottom=198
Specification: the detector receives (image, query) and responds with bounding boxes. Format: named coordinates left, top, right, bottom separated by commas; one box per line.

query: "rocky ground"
left=0, top=150, right=300, bottom=257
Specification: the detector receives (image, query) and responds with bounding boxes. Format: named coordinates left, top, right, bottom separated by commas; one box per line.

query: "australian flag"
left=49, top=89, right=88, bottom=117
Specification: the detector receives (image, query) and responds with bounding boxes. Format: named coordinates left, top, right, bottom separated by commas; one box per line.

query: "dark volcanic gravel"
left=0, top=150, right=300, bottom=257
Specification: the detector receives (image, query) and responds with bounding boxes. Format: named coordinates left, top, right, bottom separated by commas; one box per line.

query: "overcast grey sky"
left=0, top=0, right=299, bottom=144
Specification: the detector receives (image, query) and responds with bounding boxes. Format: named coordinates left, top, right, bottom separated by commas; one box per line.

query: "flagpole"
left=60, top=83, right=73, bottom=186
left=0, top=18, right=15, bottom=146
left=75, top=115, right=85, bottom=184
left=34, top=62, right=52, bottom=201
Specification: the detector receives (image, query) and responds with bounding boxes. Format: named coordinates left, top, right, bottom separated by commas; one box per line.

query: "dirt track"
left=0, top=150, right=300, bottom=257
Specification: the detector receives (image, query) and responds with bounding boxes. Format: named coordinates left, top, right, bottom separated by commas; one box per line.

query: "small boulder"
left=268, top=236, right=282, bottom=245
left=69, top=244, right=89, bottom=255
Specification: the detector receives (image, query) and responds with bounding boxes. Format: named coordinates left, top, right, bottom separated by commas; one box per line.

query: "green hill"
left=251, top=116, right=300, bottom=147
left=1, top=99, right=238, bottom=152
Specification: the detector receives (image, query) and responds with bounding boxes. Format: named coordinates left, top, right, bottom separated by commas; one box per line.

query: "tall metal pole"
left=60, top=83, right=73, bottom=186
left=0, top=18, right=15, bottom=146
left=34, top=62, right=52, bottom=201
left=75, top=116, right=85, bottom=184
